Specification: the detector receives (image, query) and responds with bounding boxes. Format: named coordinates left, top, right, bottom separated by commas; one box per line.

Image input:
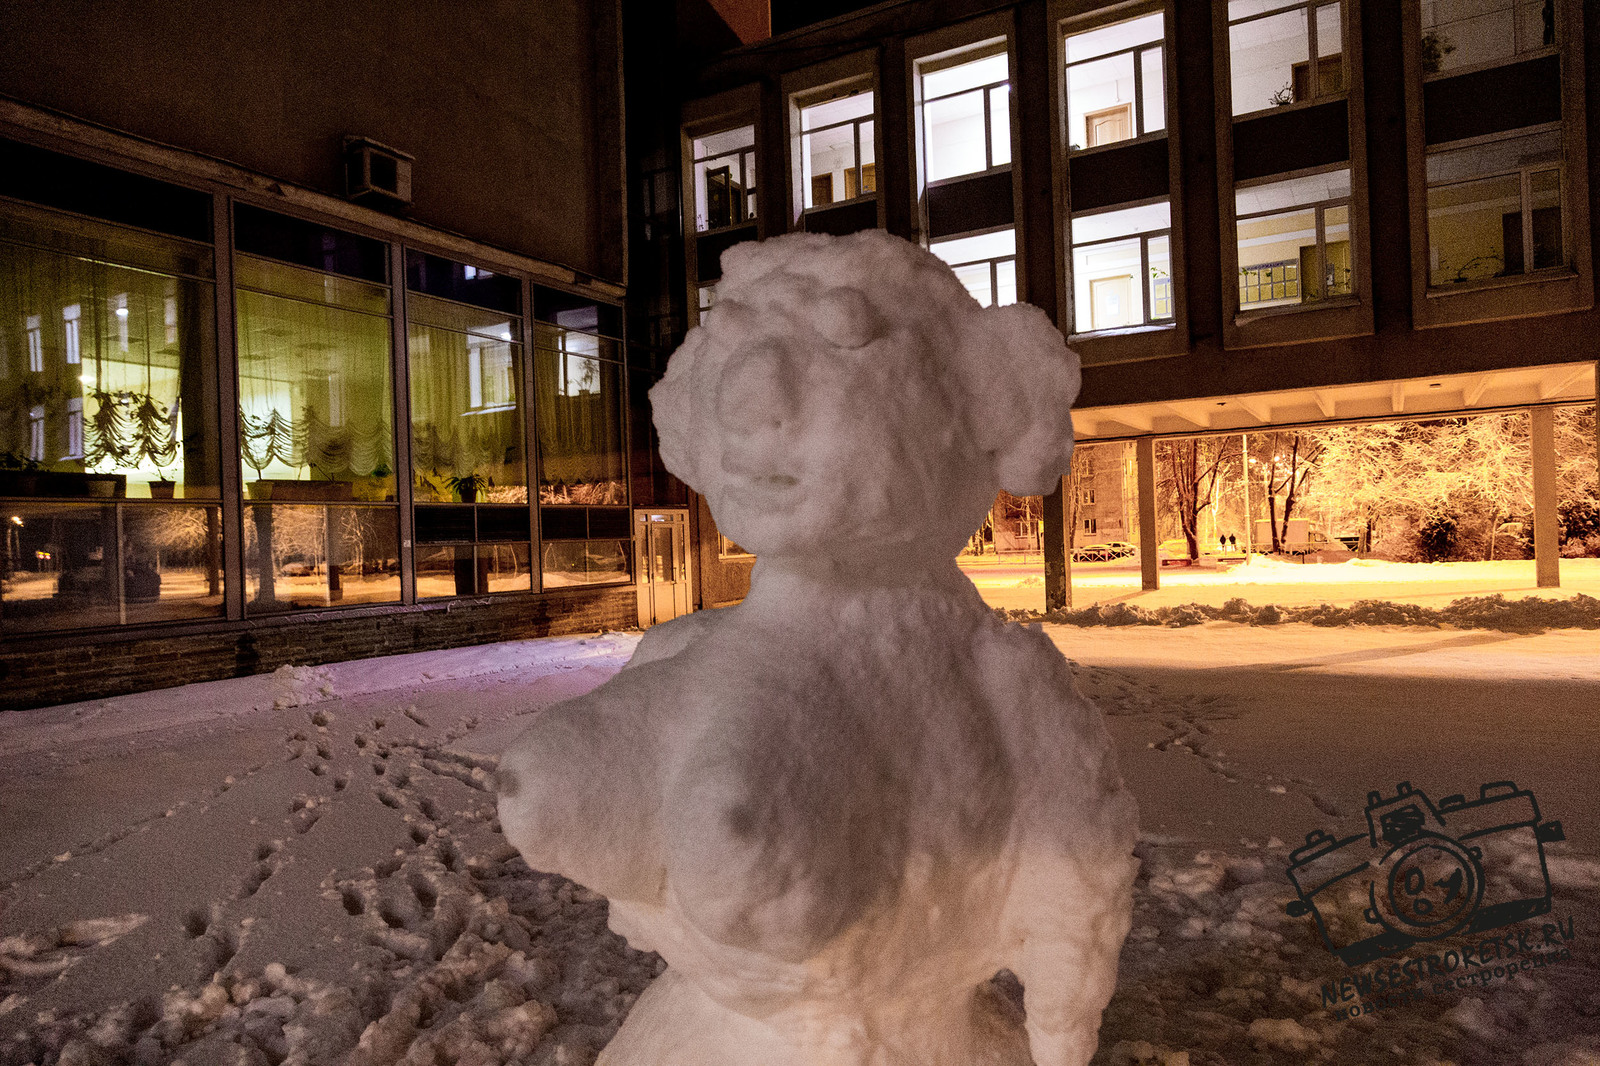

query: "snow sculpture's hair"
left=651, top=230, right=1081, bottom=499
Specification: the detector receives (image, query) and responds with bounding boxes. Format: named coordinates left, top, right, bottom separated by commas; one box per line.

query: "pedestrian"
left=1228, top=534, right=1237, bottom=551
left=1218, top=535, right=1226, bottom=552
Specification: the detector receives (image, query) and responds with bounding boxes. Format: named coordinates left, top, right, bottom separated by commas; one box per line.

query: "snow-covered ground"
left=3, top=623, right=1597, bottom=1065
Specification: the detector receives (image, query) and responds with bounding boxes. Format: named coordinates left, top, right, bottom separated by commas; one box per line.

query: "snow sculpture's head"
left=651, top=231, right=1080, bottom=568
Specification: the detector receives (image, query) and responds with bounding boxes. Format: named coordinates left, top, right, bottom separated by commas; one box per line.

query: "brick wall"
left=0, top=585, right=636, bottom=712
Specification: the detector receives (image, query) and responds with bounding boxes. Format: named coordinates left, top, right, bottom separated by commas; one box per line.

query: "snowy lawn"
left=3, top=624, right=1597, bottom=1065
left=967, top=556, right=1600, bottom=616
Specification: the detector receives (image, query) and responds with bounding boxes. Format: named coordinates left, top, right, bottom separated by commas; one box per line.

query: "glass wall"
left=1070, top=201, right=1174, bottom=332
left=534, top=294, right=629, bottom=589
left=1235, top=169, right=1353, bottom=309
left=800, top=90, right=877, bottom=209
left=234, top=210, right=400, bottom=612
left=692, top=126, right=757, bottom=232
left=407, top=251, right=532, bottom=598
left=1227, top=1, right=1345, bottom=117
left=921, top=48, right=1011, bottom=182
left=1065, top=12, right=1166, bottom=151
left=1, top=205, right=223, bottom=633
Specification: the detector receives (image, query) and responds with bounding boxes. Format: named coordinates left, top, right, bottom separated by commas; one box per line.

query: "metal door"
left=634, top=509, right=692, bottom=627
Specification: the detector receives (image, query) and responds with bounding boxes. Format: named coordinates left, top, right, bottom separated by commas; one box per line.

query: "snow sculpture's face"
left=651, top=232, right=1082, bottom=570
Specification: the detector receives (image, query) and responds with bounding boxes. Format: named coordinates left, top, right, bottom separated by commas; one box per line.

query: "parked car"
left=1071, top=541, right=1136, bottom=562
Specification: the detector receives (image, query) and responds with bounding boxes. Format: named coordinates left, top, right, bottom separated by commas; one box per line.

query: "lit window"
left=698, top=284, right=716, bottom=314
left=921, top=49, right=1010, bottom=182
left=62, top=304, right=81, bottom=364
left=26, top=314, right=42, bottom=372
left=1083, top=516, right=1098, bottom=534
left=28, top=405, right=44, bottom=461
left=1425, top=128, right=1563, bottom=286
left=1070, top=201, right=1173, bottom=332
left=164, top=289, right=178, bottom=345
left=931, top=229, right=1017, bottom=307
left=114, top=293, right=129, bottom=352
left=693, top=125, right=757, bottom=232
left=1227, top=1, right=1345, bottom=117
left=66, top=397, right=83, bottom=458
left=800, top=90, right=876, bottom=209
left=1235, top=168, right=1352, bottom=309
left=1419, top=0, right=1557, bottom=77
left=1064, top=12, right=1165, bottom=151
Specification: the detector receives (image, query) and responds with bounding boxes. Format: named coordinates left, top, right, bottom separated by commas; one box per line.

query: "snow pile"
left=1033, top=593, right=1600, bottom=631
left=500, top=231, right=1137, bottom=1064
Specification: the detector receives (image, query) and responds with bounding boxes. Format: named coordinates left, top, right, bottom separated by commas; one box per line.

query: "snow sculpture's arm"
left=497, top=667, right=673, bottom=905
left=622, top=607, right=724, bottom=672
left=981, top=624, right=1138, bottom=1066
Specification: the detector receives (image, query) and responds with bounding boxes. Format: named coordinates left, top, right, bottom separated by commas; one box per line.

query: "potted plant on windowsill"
left=149, top=467, right=176, bottom=499
left=448, top=473, right=489, bottom=504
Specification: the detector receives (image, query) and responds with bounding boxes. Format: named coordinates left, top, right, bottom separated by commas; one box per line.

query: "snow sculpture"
left=497, top=230, right=1138, bottom=1065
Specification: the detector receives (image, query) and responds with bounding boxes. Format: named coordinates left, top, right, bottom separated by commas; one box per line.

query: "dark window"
left=0, top=139, right=211, bottom=242
left=234, top=204, right=387, bottom=282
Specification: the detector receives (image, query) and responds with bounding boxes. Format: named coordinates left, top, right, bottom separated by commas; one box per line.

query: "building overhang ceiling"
left=1071, top=362, right=1598, bottom=442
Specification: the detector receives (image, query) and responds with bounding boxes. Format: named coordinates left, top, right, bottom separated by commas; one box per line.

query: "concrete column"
left=1043, top=475, right=1071, bottom=611
left=1137, top=435, right=1159, bottom=591
left=1530, top=406, right=1559, bottom=588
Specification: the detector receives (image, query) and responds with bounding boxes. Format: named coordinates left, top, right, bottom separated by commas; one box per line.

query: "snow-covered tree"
left=1159, top=436, right=1238, bottom=560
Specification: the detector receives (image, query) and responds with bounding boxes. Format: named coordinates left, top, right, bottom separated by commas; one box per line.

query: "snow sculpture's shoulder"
left=623, top=606, right=731, bottom=671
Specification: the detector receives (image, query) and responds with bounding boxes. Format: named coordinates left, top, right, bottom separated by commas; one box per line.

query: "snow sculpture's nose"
left=716, top=341, right=799, bottom=437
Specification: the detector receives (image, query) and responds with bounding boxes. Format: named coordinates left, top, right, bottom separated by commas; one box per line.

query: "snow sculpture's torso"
left=498, top=231, right=1137, bottom=1066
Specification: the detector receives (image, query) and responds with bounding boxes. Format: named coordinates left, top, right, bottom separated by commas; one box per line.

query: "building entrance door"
left=634, top=509, right=692, bottom=627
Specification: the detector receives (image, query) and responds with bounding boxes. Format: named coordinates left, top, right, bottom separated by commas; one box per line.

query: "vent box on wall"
left=343, top=136, right=414, bottom=208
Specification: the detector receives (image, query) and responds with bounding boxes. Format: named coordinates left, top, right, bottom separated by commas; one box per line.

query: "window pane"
left=859, top=121, right=876, bottom=193
left=1236, top=169, right=1349, bottom=215
left=534, top=341, right=625, bottom=506
left=416, top=542, right=531, bottom=598
left=1420, top=0, right=1553, bottom=75
left=0, top=500, right=225, bottom=632
left=408, top=294, right=525, bottom=505
left=925, top=90, right=987, bottom=181
left=1427, top=174, right=1521, bottom=284
left=989, top=85, right=1012, bottom=166
left=923, top=51, right=1008, bottom=98
left=1315, top=3, right=1346, bottom=95
left=541, top=538, right=629, bottom=587
left=695, top=152, right=753, bottom=232
left=244, top=503, right=400, bottom=612
left=1073, top=237, right=1145, bottom=332
left=931, top=229, right=1017, bottom=265
left=1238, top=207, right=1315, bottom=307
left=1071, top=201, right=1171, bottom=244
left=1229, top=7, right=1309, bottom=115
left=1530, top=168, right=1563, bottom=270
left=1148, top=235, right=1173, bottom=320
left=1140, top=47, right=1166, bottom=134
left=1067, top=52, right=1137, bottom=151
left=236, top=257, right=395, bottom=494
left=803, top=124, right=856, bottom=207
left=693, top=125, right=754, bottom=160
left=995, top=259, right=1018, bottom=307
left=1, top=218, right=219, bottom=502
left=1066, top=12, right=1163, bottom=64
left=951, top=263, right=993, bottom=306
left=1322, top=204, right=1353, bottom=297
left=800, top=92, right=873, bottom=131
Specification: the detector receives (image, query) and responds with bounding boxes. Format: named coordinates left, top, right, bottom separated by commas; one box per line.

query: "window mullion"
left=1132, top=45, right=1145, bottom=135
left=1522, top=169, right=1535, bottom=274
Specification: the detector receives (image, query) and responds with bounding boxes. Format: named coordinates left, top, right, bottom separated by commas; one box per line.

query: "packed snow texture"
left=497, top=231, right=1139, bottom=1065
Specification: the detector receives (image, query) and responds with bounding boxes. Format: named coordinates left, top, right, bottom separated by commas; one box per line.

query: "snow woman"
left=497, top=230, right=1138, bottom=1066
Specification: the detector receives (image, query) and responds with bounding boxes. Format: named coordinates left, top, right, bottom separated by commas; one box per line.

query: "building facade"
left=648, top=0, right=1599, bottom=604
left=0, top=0, right=668, bottom=709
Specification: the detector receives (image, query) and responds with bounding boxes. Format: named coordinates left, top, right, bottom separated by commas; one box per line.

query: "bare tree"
left=1250, top=431, right=1322, bottom=551
left=1160, top=436, right=1238, bottom=559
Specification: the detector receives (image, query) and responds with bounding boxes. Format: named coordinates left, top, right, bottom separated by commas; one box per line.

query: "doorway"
left=634, top=509, right=693, bottom=627
left=1090, top=275, right=1133, bottom=330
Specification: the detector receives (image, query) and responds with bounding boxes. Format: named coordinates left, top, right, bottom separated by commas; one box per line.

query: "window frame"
left=1053, top=0, right=1188, bottom=365
left=1403, top=0, right=1591, bottom=328
left=1224, top=0, right=1350, bottom=121
left=1418, top=0, right=1560, bottom=83
left=1214, top=0, right=1372, bottom=349
left=681, top=84, right=764, bottom=330
left=917, top=38, right=1013, bottom=187
left=1063, top=8, right=1169, bottom=154
left=1232, top=167, right=1355, bottom=313
left=782, top=53, right=882, bottom=232
left=1067, top=196, right=1176, bottom=334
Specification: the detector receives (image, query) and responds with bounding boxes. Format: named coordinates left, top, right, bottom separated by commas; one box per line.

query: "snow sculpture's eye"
left=813, top=287, right=883, bottom=350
